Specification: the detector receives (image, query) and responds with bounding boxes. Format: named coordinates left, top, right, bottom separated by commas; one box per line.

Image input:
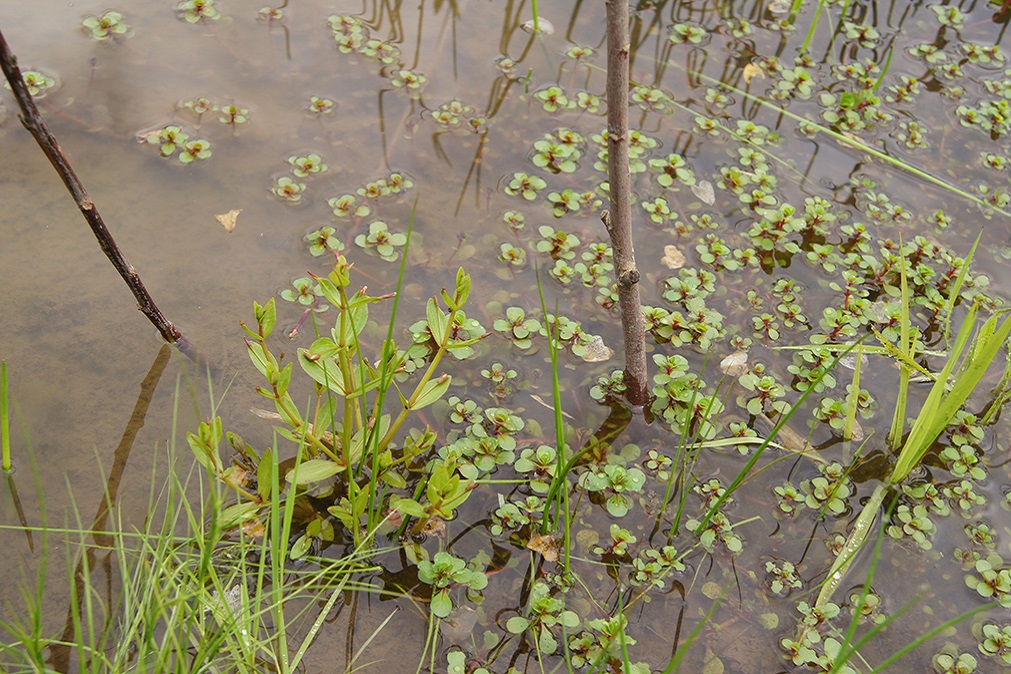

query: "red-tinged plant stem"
left=604, top=0, right=647, bottom=406
left=0, top=27, right=193, bottom=357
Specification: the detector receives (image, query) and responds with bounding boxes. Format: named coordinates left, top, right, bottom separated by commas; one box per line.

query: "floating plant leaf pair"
left=176, top=0, right=220, bottom=23
left=82, top=11, right=129, bottom=41
left=9, top=70, right=56, bottom=97
left=354, top=221, right=408, bottom=262
left=141, top=125, right=211, bottom=164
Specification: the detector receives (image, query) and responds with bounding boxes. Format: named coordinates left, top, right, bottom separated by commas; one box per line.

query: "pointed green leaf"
left=393, top=497, right=426, bottom=517
left=427, top=298, right=448, bottom=344
left=454, top=267, right=471, bottom=307
left=219, top=502, right=262, bottom=528
left=257, top=448, right=273, bottom=501
left=410, top=375, right=452, bottom=410
left=246, top=340, right=277, bottom=378
left=255, top=298, right=277, bottom=339
left=285, top=459, right=341, bottom=485
left=816, top=484, right=886, bottom=608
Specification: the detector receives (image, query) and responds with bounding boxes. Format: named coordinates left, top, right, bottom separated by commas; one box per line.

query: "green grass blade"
left=942, top=232, right=981, bottom=348
left=843, top=343, right=862, bottom=443
left=1, top=360, right=10, bottom=471
left=815, top=483, right=887, bottom=608
left=534, top=265, right=571, bottom=570
left=887, top=244, right=911, bottom=450
left=891, top=306, right=1011, bottom=483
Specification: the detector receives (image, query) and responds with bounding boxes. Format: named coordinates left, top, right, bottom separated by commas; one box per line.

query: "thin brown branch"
left=0, top=26, right=194, bottom=357
left=605, top=0, right=648, bottom=406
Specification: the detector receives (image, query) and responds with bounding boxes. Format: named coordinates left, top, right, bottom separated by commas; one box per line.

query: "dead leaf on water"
left=720, top=351, right=749, bottom=376
left=662, top=245, right=686, bottom=269
left=581, top=335, right=614, bottom=363
left=743, top=62, right=765, bottom=84
left=692, top=179, right=716, bottom=205
left=216, top=208, right=242, bottom=232
left=522, top=17, right=555, bottom=34
left=768, top=0, right=791, bottom=15
left=423, top=517, right=447, bottom=538
left=242, top=517, right=265, bottom=538
left=847, top=419, right=865, bottom=442
left=527, top=534, right=559, bottom=562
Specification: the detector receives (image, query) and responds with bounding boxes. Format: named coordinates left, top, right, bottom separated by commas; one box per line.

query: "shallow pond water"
left=2, top=1, right=1011, bottom=672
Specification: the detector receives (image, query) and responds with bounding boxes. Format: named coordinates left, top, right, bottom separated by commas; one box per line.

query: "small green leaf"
left=255, top=298, right=276, bottom=338
left=393, top=497, right=426, bottom=517
left=290, top=534, right=312, bottom=560
left=257, top=448, right=273, bottom=500
left=506, top=616, right=530, bottom=634
left=447, top=651, right=467, bottom=674
left=246, top=340, right=277, bottom=378
left=431, top=589, right=453, bottom=618
left=219, top=502, right=262, bottom=528
left=427, top=298, right=448, bottom=343
left=411, top=374, right=452, bottom=410
left=285, top=459, right=341, bottom=485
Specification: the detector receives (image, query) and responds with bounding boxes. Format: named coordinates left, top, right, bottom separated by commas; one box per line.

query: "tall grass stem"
left=1, top=360, right=10, bottom=471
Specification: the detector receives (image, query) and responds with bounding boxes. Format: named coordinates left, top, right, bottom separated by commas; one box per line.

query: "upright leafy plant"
left=191, top=256, right=485, bottom=550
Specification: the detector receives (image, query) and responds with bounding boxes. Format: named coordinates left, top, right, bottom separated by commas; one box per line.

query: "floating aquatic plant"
left=82, top=11, right=129, bottom=41
left=182, top=96, right=216, bottom=121
left=534, top=86, right=575, bottom=113
left=390, top=68, right=427, bottom=92
left=328, top=193, right=369, bottom=218
left=307, top=96, right=336, bottom=115
left=146, top=125, right=188, bottom=157
left=271, top=176, right=306, bottom=203
left=288, top=153, right=327, bottom=177
left=16, top=70, right=56, bottom=97
left=354, top=221, right=407, bottom=261
left=416, top=551, right=488, bottom=618
left=305, top=226, right=343, bottom=257
left=178, top=139, right=211, bottom=163
left=177, top=0, right=220, bottom=23
left=256, top=6, right=285, bottom=23
left=280, top=276, right=322, bottom=306
left=218, top=104, right=249, bottom=126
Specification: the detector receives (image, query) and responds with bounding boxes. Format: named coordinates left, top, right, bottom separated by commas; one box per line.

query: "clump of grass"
left=0, top=408, right=390, bottom=673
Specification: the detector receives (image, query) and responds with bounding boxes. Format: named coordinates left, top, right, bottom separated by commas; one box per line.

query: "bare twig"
left=604, top=0, right=647, bottom=406
left=0, top=27, right=194, bottom=357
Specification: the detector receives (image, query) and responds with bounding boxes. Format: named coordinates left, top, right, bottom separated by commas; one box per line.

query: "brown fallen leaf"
left=423, top=517, right=447, bottom=538
left=662, top=244, right=686, bottom=269
left=216, top=208, right=242, bottom=232
left=527, top=534, right=559, bottom=562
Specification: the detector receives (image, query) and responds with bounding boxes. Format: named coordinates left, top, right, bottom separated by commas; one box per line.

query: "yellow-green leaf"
left=410, top=374, right=451, bottom=410
left=285, top=459, right=341, bottom=485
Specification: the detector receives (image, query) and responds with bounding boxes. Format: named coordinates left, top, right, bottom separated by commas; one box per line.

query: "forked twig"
left=0, top=27, right=194, bottom=357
